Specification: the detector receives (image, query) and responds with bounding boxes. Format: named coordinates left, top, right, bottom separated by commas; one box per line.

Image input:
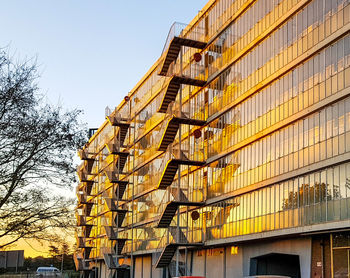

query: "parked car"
left=36, top=266, right=62, bottom=277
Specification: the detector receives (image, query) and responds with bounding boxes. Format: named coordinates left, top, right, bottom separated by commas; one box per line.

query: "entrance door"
left=333, top=248, right=350, bottom=278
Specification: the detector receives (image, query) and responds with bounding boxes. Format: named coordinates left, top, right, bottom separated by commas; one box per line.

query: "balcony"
left=78, top=148, right=95, bottom=161
left=78, top=181, right=94, bottom=196
left=102, top=251, right=130, bottom=270
left=77, top=159, right=95, bottom=182
left=76, top=182, right=95, bottom=205
left=104, top=197, right=128, bottom=212
left=76, top=191, right=88, bottom=204
left=104, top=226, right=118, bottom=240
left=103, top=253, right=118, bottom=269
left=103, top=226, right=129, bottom=256
left=76, top=202, right=94, bottom=218
left=106, top=111, right=130, bottom=145
left=77, top=170, right=91, bottom=183
left=158, top=101, right=206, bottom=152
left=159, top=22, right=207, bottom=76
left=105, top=142, right=129, bottom=160
left=123, top=227, right=158, bottom=253
left=208, top=157, right=241, bottom=198
left=104, top=170, right=127, bottom=184
left=106, top=110, right=129, bottom=127
left=76, top=215, right=88, bottom=226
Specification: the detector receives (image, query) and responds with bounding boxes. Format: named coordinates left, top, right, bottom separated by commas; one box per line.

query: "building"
left=74, top=0, right=350, bottom=277
left=0, top=250, right=24, bottom=271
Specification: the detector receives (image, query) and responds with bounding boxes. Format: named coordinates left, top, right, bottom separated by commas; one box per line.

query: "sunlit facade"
left=75, top=0, right=350, bottom=277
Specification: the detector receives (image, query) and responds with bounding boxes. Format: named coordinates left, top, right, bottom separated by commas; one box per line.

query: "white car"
left=36, top=267, right=62, bottom=277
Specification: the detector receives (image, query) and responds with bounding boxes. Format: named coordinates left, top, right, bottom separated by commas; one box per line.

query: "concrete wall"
left=143, top=256, right=152, bottom=278
left=191, top=249, right=206, bottom=277
left=226, top=245, right=243, bottom=278
left=187, top=238, right=311, bottom=278
left=206, top=248, right=225, bottom=278
left=130, top=237, right=312, bottom=278
left=134, top=254, right=162, bottom=278
left=134, top=257, right=142, bottom=278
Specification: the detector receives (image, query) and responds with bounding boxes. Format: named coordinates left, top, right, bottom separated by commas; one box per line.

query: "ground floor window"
left=332, top=232, right=350, bottom=278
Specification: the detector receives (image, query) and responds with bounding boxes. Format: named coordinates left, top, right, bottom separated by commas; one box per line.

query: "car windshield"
left=37, top=268, right=54, bottom=272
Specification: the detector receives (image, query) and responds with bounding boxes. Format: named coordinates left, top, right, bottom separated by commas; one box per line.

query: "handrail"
left=161, top=22, right=188, bottom=55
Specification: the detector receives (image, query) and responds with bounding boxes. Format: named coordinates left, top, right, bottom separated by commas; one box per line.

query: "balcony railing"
left=78, top=148, right=95, bottom=161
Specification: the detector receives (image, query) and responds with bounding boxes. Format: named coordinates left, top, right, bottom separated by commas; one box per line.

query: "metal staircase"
left=156, top=145, right=205, bottom=190
left=82, top=224, right=94, bottom=238
left=157, top=187, right=204, bottom=228
left=156, top=244, right=179, bottom=268
left=154, top=227, right=203, bottom=269
left=77, top=161, right=94, bottom=182
left=77, top=181, right=94, bottom=196
left=82, top=203, right=93, bottom=216
left=114, top=239, right=127, bottom=255
left=103, top=227, right=128, bottom=255
left=106, top=111, right=130, bottom=147
left=82, top=246, right=93, bottom=260
left=104, top=170, right=126, bottom=184
left=159, top=22, right=207, bottom=76
left=114, top=181, right=128, bottom=200
left=73, top=252, right=90, bottom=272
left=114, top=210, right=127, bottom=227
left=158, top=76, right=206, bottom=113
left=78, top=148, right=95, bottom=161
left=105, top=142, right=129, bottom=171
left=157, top=102, right=206, bottom=152
left=76, top=236, right=86, bottom=248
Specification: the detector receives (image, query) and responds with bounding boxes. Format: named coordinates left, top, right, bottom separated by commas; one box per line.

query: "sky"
left=1, top=0, right=208, bottom=128
left=1, top=0, right=208, bottom=258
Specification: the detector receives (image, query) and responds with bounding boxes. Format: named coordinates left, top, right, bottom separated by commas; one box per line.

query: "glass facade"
left=75, top=0, right=350, bottom=276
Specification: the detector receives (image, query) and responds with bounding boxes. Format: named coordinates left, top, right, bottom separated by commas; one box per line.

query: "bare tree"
left=0, top=49, right=87, bottom=249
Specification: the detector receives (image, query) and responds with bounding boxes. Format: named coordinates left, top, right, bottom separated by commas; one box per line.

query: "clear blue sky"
left=1, top=0, right=208, bottom=127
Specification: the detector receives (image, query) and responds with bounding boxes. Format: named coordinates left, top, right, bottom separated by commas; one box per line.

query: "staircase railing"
left=161, top=22, right=206, bottom=55
left=153, top=228, right=170, bottom=265
left=168, top=251, right=192, bottom=277
left=150, top=143, right=186, bottom=188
